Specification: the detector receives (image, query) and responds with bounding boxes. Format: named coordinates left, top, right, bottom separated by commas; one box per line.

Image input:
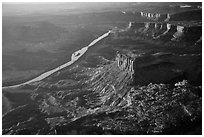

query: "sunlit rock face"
left=141, top=9, right=201, bottom=22
left=155, top=23, right=172, bottom=37
left=158, top=13, right=171, bottom=22
left=172, top=26, right=185, bottom=41
left=164, top=13, right=171, bottom=21
left=153, top=23, right=167, bottom=38
left=116, top=52, right=134, bottom=78
left=140, top=12, right=170, bottom=22
left=140, top=12, right=161, bottom=21
left=116, top=21, right=201, bottom=47
left=157, top=24, right=177, bottom=41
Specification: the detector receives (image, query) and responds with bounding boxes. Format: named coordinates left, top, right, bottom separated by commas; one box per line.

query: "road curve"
left=3, top=30, right=112, bottom=89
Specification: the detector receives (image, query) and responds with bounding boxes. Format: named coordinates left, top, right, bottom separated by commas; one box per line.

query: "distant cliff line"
left=140, top=9, right=202, bottom=22
left=113, top=21, right=201, bottom=46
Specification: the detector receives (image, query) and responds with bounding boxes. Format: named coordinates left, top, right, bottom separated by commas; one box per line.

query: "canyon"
left=2, top=3, right=202, bottom=135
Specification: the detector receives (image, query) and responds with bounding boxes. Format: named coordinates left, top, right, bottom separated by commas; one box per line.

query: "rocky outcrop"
left=140, top=10, right=201, bottom=22
left=116, top=22, right=201, bottom=46
left=155, top=23, right=177, bottom=40
left=171, top=25, right=185, bottom=41
left=116, top=52, right=134, bottom=78
left=156, top=23, right=171, bottom=37
left=140, top=12, right=161, bottom=21
left=152, top=23, right=167, bottom=38
left=140, top=12, right=170, bottom=22
left=164, top=13, right=171, bottom=22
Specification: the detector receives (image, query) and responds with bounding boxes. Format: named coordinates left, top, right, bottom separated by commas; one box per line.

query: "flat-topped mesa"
left=141, top=10, right=202, bottom=22
left=146, top=23, right=201, bottom=44
left=116, top=52, right=135, bottom=78
left=140, top=11, right=170, bottom=22
left=140, top=12, right=161, bottom=21
left=115, top=21, right=202, bottom=45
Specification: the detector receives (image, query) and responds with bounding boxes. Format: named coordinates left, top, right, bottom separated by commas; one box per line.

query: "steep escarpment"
left=115, top=21, right=201, bottom=46
left=140, top=12, right=170, bottom=22
left=140, top=9, right=202, bottom=22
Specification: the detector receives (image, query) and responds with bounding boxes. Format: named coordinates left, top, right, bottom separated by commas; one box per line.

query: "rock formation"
left=116, top=52, right=135, bottom=78
left=141, top=10, right=201, bottom=22
left=140, top=12, right=161, bottom=21
left=162, top=23, right=171, bottom=35
left=116, top=21, right=201, bottom=46
left=171, top=25, right=185, bottom=41
left=140, top=12, right=170, bottom=22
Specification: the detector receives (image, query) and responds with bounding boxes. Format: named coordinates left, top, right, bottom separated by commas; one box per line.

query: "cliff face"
left=155, top=23, right=177, bottom=40
left=140, top=10, right=201, bottom=22
left=117, top=21, right=201, bottom=46
left=116, top=52, right=134, bottom=78
left=172, top=25, right=185, bottom=41
left=140, top=12, right=170, bottom=22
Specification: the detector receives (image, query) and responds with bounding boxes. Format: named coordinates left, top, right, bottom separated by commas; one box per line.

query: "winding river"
left=3, top=30, right=112, bottom=89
